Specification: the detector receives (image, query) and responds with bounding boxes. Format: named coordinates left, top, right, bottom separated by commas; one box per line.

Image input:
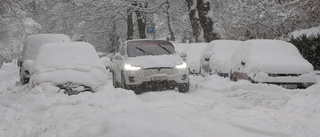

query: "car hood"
left=30, top=67, right=108, bottom=90
left=248, top=58, right=314, bottom=74
left=125, top=55, right=185, bottom=68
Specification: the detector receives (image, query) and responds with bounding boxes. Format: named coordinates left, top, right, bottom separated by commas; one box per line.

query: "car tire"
left=20, top=76, right=29, bottom=85
left=230, top=73, right=237, bottom=82
left=178, top=83, right=189, bottom=93
left=248, top=77, right=254, bottom=83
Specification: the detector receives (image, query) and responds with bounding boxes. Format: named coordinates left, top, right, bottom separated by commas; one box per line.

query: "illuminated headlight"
left=124, top=64, right=141, bottom=71
left=175, top=63, right=187, bottom=69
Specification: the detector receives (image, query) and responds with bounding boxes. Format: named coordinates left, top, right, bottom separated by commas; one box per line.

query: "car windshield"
left=127, top=40, right=175, bottom=57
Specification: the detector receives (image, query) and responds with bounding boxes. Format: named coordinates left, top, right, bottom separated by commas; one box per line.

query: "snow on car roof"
left=34, top=42, right=103, bottom=69
left=23, top=34, right=71, bottom=61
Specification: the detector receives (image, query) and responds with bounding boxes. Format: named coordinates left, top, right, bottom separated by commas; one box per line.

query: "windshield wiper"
left=157, top=44, right=172, bottom=54
left=135, top=47, right=154, bottom=55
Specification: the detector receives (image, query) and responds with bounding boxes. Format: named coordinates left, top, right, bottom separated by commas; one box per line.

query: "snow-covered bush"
left=289, top=34, right=320, bottom=70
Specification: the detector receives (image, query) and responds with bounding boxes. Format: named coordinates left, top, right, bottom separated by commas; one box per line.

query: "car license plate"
left=280, top=84, right=297, bottom=89
left=151, top=76, right=168, bottom=81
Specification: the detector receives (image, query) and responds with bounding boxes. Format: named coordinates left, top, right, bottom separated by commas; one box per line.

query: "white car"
left=173, top=43, right=207, bottom=75
left=111, top=39, right=189, bottom=94
left=207, top=40, right=244, bottom=77
left=29, top=42, right=108, bottom=95
left=230, top=39, right=315, bottom=89
left=18, top=34, right=71, bottom=84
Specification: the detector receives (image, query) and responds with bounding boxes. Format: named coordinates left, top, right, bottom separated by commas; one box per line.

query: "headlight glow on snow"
left=124, top=64, right=141, bottom=71
left=175, top=63, right=187, bottom=69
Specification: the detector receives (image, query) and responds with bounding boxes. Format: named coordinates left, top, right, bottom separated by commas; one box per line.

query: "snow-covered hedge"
left=289, top=34, right=320, bottom=70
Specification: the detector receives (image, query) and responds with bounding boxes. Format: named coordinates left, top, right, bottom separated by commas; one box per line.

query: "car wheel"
left=133, top=88, right=143, bottom=94
left=178, top=83, right=189, bottom=93
left=112, top=72, right=120, bottom=88
left=248, top=77, right=254, bottom=83
left=20, top=77, right=25, bottom=85
left=230, top=73, right=237, bottom=81
left=20, top=76, right=29, bottom=85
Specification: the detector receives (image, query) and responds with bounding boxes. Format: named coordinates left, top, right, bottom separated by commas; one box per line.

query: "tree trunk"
left=127, top=8, right=133, bottom=40
left=166, top=0, right=175, bottom=41
left=186, top=0, right=202, bottom=42
left=196, top=0, right=218, bottom=42
left=133, top=2, right=147, bottom=39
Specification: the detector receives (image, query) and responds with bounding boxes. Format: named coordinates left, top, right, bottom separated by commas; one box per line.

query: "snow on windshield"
left=22, top=34, right=71, bottom=61
left=127, top=40, right=175, bottom=57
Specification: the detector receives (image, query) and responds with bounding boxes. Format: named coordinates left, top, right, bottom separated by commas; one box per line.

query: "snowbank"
left=1, top=55, right=320, bottom=137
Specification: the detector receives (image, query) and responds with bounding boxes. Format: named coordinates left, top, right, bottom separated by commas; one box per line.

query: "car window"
left=127, top=40, right=175, bottom=57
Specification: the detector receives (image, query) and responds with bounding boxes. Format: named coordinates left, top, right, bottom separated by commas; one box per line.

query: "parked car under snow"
left=29, top=42, right=108, bottom=95
left=207, top=40, right=244, bottom=77
left=111, top=39, right=189, bottom=94
left=230, top=39, right=315, bottom=89
left=173, top=43, right=207, bottom=75
left=18, top=34, right=71, bottom=85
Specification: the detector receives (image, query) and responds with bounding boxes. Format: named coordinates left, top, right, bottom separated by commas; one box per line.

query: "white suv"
left=111, top=39, right=189, bottom=94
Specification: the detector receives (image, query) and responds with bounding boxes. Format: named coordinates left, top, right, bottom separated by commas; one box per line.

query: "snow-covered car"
left=230, top=39, right=315, bottom=89
left=111, top=39, right=189, bottom=93
left=100, top=56, right=112, bottom=70
left=199, top=42, right=215, bottom=75
left=29, top=42, right=108, bottom=95
left=173, top=43, right=207, bottom=75
left=207, top=40, right=244, bottom=77
left=18, top=34, right=71, bottom=84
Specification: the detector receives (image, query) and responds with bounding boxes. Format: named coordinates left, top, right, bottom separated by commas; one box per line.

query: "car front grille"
left=143, top=67, right=176, bottom=75
left=268, top=73, right=301, bottom=77
left=57, top=83, right=93, bottom=95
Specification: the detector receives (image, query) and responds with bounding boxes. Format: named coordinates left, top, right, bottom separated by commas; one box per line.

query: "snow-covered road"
left=1, top=62, right=319, bottom=137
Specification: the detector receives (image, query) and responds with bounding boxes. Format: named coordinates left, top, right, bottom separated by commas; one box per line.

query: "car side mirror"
left=113, top=53, right=122, bottom=60
left=241, top=61, right=245, bottom=66
left=180, top=52, right=187, bottom=61
left=180, top=52, right=187, bottom=58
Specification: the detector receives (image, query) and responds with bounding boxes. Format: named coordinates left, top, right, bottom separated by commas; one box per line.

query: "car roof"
left=22, top=34, right=71, bottom=61
left=34, top=42, right=103, bottom=69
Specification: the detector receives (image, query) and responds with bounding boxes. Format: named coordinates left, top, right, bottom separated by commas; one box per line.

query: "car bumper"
left=252, top=72, right=316, bottom=89
left=123, top=67, right=189, bottom=86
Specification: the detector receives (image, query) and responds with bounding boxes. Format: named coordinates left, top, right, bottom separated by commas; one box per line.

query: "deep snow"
left=1, top=59, right=319, bottom=137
